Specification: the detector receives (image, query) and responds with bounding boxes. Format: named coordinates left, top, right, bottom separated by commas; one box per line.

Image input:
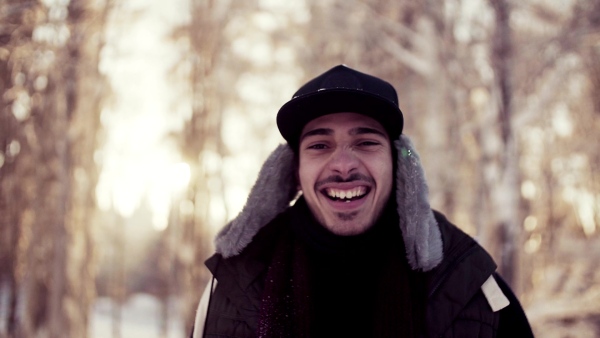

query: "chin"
left=324, top=219, right=373, bottom=236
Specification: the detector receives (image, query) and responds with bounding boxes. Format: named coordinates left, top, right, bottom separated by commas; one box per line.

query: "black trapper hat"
left=277, top=65, right=404, bottom=148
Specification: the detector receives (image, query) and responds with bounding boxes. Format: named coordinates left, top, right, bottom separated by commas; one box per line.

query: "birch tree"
left=172, top=0, right=237, bottom=330
left=0, top=0, right=110, bottom=336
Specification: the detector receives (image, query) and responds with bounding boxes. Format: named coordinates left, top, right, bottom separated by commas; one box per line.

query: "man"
left=191, top=65, right=534, bottom=337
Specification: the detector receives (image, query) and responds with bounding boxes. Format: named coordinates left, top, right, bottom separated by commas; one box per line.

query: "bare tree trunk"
left=175, top=0, right=235, bottom=330
left=480, top=0, right=521, bottom=291
left=0, top=68, right=22, bottom=338
left=109, top=211, right=125, bottom=338
left=1, top=2, right=39, bottom=336
left=1, top=0, right=110, bottom=336
left=415, top=15, right=451, bottom=211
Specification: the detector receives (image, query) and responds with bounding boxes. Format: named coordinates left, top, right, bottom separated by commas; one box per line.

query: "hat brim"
left=277, top=89, right=404, bottom=149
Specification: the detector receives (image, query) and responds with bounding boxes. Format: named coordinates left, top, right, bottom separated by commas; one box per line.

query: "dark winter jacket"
left=192, top=206, right=533, bottom=338
left=190, top=137, right=533, bottom=337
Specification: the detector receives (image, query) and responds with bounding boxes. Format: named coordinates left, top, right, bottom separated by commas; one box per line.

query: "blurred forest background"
left=1, top=0, right=599, bottom=337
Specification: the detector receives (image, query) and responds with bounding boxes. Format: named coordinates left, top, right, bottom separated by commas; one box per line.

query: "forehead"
left=300, top=112, right=388, bottom=137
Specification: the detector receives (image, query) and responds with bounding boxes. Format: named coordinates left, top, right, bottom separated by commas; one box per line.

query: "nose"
left=327, top=147, right=359, bottom=176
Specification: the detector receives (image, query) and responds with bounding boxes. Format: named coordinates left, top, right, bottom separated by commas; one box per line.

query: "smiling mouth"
left=322, top=186, right=369, bottom=202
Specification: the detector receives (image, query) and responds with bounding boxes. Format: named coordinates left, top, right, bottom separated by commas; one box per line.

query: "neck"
left=290, top=197, right=400, bottom=257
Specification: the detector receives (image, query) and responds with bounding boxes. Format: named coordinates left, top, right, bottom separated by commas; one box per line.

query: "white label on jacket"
left=481, top=275, right=510, bottom=312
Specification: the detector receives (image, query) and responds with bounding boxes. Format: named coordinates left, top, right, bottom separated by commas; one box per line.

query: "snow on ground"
left=90, top=293, right=185, bottom=338
left=0, top=283, right=7, bottom=334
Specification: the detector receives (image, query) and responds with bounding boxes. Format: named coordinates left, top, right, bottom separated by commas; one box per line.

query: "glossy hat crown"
left=277, top=65, right=404, bottom=148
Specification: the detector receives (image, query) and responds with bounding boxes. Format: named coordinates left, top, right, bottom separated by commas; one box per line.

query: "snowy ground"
left=0, top=283, right=7, bottom=334
left=1, top=289, right=185, bottom=337
left=90, top=293, right=185, bottom=338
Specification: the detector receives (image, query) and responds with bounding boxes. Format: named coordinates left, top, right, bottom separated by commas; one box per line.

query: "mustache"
left=315, top=173, right=375, bottom=189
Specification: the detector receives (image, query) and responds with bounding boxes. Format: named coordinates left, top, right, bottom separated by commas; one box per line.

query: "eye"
left=357, top=140, right=380, bottom=147
left=307, top=143, right=328, bottom=150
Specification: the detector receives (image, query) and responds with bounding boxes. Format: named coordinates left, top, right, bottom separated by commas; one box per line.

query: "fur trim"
left=215, top=136, right=444, bottom=271
left=215, top=144, right=298, bottom=258
left=395, top=135, right=443, bottom=271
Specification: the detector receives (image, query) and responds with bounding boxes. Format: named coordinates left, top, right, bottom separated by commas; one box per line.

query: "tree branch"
left=379, top=33, right=432, bottom=77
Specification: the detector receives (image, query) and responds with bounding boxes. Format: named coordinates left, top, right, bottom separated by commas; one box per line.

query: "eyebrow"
left=300, top=128, right=333, bottom=143
left=300, top=126, right=387, bottom=143
left=349, top=127, right=387, bottom=138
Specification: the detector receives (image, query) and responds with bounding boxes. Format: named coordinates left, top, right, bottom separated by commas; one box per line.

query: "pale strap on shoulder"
left=481, top=275, right=510, bottom=312
left=193, top=277, right=218, bottom=338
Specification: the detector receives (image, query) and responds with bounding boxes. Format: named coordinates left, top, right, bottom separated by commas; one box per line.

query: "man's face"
left=297, top=112, right=394, bottom=235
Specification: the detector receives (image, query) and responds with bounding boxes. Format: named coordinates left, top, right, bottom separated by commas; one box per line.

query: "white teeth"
left=326, top=187, right=366, bottom=200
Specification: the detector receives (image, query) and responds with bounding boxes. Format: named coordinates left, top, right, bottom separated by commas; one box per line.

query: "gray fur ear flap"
left=394, top=135, right=443, bottom=271
left=215, top=144, right=298, bottom=258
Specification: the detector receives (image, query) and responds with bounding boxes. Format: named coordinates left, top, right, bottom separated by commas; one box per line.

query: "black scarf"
left=257, top=197, right=424, bottom=337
